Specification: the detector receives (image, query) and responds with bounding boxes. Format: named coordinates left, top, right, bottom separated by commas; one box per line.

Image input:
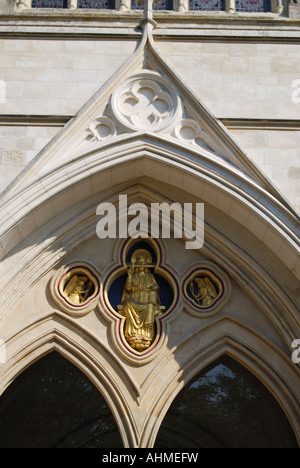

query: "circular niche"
left=183, top=266, right=229, bottom=316
left=110, top=71, right=181, bottom=134
left=50, top=263, right=100, bottom=316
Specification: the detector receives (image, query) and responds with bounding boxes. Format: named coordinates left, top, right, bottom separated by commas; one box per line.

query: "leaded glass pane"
left=78, top=0, right=115, bottom=8
left=31, top=0, right=68, bottom=7
left=189, top=0, right=225, bottom=11
left=132, top=0, right=173, bottom=10
left=235, top=0, right=271, bottom=11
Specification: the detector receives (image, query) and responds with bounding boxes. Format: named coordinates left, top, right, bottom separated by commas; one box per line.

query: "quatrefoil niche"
left=110, top=72, right=181, bottom=133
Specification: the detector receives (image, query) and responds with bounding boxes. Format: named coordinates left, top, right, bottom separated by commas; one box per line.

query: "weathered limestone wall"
left=157, top=41, right=300, bottom=120
left=230, top=128, right=300, bottom=212
left=0, top=16, right=299, bottom=211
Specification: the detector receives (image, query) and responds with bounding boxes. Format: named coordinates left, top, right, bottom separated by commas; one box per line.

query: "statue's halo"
left=131, top=249, right=153, bottom=266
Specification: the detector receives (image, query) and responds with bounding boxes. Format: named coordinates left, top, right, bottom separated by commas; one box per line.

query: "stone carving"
left=188, top=276, right=218, bottom=307
left=117, top=249, right=165, bottom=352
left=15, top=0, right=31, bottom=9
left=63, top=275, right=94, bottom=305
left=110, top=72, right=181, bottom=133
left=173, top=118, right=215, bottom=152
left=84, top=117, right=116, bottom=144
left=184, top=268, right=225, bottom=311
left=79, top=71, right=218, bottom=155
left=50, top=263, right=100, bottom=316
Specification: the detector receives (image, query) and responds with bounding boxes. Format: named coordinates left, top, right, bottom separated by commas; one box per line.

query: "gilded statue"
left=189, top=276, right=218, bottom=307
left=117, top=249, right=165, bottom=352
left=64, top=275, right=93, bottom=305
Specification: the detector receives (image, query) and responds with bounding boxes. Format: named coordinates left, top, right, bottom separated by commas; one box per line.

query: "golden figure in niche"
left=118, top=249, right=165, bottom=352
left=63, top=275, right=94, bottom=305
left=189, top=276, right=218, bottom=307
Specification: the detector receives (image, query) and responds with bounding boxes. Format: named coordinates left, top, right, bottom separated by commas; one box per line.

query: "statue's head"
left=195, top=277, right=205, bottom=287
left=136, top=254, right=147, bottom=265
left=131, top=249, right=153, bottom=267
left=78, top=276, right=87, bottom=286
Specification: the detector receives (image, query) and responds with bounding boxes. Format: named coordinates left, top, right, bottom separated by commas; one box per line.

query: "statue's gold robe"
left=120, top=269, right=160, bottom=350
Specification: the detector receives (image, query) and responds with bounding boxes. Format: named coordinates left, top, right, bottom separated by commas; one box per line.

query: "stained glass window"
left=235, top=0, right=271, bottom=11
left=31, top=0, right=68, bottom=7
left=132, top=0, right=174, bottom=9
left=189, top=0, right=225, bottom=10
left=78, top=0, right=115, bottom=7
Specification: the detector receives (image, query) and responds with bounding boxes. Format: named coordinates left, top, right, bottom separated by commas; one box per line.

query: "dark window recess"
left=0, top=351, right=123, bottom=448
left=132, top=0, right=174, bottom=10
left=189, top=0, right=226, bottom=10
left=155, top=356, right=298, bottom=448
left=235, top=0, right=271, bottom=12
left=31, top=0, right=69, bottom=7
left=78, top=0, right=115, bottom=8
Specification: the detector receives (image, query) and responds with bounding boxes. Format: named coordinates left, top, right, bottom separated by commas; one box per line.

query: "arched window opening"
left=155, top=356, right=298, bottom=448
left=0, top=351, right=123, bottom=448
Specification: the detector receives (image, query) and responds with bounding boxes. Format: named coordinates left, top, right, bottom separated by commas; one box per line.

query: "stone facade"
left=0, top=0, right=299, bottom=448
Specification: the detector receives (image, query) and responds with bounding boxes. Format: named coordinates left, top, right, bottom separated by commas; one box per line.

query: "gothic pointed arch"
left=0, top=2, right=299, bottom=449
left=0, top=313, right=142, bottom=448
left=154, top=354, right=298, bottom=448
left=137, top=318, right=300, bottom=447
left=0, top=351, right=124, bottom=448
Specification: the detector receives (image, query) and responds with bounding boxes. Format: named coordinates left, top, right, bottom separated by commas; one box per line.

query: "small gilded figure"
left=189, top=276, right=218, bottom=307
left=118, top=249, right=165, bottom=352
left=63, top=275, right=93, bottom=305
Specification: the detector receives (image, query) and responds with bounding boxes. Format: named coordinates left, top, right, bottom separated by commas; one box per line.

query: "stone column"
left=226, top=0, right=236, bottom=12
left=15, top=0, right=31, bottom=10
left=116, top=0, right=131, bottom=10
